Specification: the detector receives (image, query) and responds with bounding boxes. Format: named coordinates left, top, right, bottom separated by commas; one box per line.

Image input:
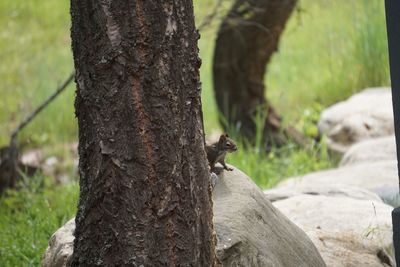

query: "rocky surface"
left=340, top=136, right=397, bottom=166
left=264, top=184, right=382, bottom=203
left=42, top=219, right=75, bottom=267
left=278, top=160, right=398, bottom=198
left=42, top=166, right=326, bottom=267
left=274, top=195, right=394, bottom=267
left=318, top=88, right=394, bottom=155
left=273, top=92, right=398, bottom=265
left=213, top=167, right=326, bottom=266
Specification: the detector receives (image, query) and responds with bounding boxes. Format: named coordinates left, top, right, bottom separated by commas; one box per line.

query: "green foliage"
left=0, top=0, right=389, bottom=143
left=228, top=141, right=333, bottom=188
left=223, top=111, right=334, bottom=188
left=295, top=103, right=324, bottom=140
left=0, top=0, right=74, bottom=147
left=0, top=176, right=78, bottom=267
left=351, top=0, right=389, bottom=89
left=267, top=0, right=389, bottom=121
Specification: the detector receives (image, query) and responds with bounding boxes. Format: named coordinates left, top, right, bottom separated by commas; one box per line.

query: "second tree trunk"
left=213, top=0, right=299, bottom=148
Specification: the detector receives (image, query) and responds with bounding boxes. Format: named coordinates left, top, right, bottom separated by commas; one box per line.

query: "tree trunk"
left=213, top=0, right=301, bottom=148
left=69, top=1, right=217, bottom=266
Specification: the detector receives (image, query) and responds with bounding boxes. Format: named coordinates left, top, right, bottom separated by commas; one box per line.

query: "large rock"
left=274, top=195, right=394, bottom=267
left=318, top=88, right=394, bottom=155
left=340, top=136, right=397, bottom=167
left=42, top=219, right=75, bottom=267
left=213, top=167, right=325, bottom=266
left=278, top=160, right=398, bottom=197
left=264, top=184, right=382, bottom=203
left=42, top=167, right=326, bottom=267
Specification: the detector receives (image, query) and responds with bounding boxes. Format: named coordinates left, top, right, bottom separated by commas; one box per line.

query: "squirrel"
left=206, top=133, right=237, bottom=172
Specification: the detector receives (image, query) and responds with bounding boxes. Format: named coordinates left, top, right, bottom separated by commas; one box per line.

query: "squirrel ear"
left=219, top=134, right=226, bottom=142
left=225, top=133, right=229, bottom=138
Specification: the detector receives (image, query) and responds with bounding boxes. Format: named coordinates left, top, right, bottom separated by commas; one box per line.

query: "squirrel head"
left=218, top=134, right=238, bottom=152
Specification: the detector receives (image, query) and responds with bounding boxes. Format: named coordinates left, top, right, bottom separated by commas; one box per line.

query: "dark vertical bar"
left=385, top=0, right=400, bottom=265
left=386, top=1, right=400, bottom=165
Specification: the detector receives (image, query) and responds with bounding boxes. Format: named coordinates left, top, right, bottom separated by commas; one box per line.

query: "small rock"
left=42, top=218, right=75, bottom=267
left=21, top=149, right=43, bottom=167
left=45, top=156, right=59, bottom=167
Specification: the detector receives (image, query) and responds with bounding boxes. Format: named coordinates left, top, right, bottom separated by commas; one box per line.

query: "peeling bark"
left=213, top=0, right=303, bottom=148
left=69, top=0, right=216, bottom=266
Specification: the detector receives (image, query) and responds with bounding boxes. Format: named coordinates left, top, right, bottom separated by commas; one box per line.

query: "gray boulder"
left=42, top=166, right=326, bottom=267
left=274, top=195, right=394, bottom=267
left=213, top=167, right=326, bottom=266
left=340, top=136, right=397, bottom=166
left=318, top=88, right=394, bottom=155
left=278, top=160, right=398, bottom=199
left=264, top=184, right=382, bottom=203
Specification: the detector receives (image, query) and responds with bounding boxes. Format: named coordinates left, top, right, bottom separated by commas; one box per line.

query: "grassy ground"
left=0, top=0, right=389, bottom=266
left=0, top=179, right=78, bottom=266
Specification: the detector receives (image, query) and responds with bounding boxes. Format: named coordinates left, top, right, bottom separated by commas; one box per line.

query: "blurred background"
left=0, top=0, right=389, bottom=265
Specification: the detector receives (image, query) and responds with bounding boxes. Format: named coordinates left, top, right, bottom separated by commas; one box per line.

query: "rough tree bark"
left=213, top=0, right=302, bottom=148
left=70, top=0, right=217, bottom=266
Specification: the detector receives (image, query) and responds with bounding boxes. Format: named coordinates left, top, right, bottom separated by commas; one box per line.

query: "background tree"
left=70, top=0, right=217, bottom=266
left=213, top=0, right=302, bottom=148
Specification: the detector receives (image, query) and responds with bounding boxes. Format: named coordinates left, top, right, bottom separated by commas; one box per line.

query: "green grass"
left=229, top=141, right=334, bottom=188
left=267, top=0, right=389, bottom=121
left=0, top=0, right=390, bottom=265
left=0, top=177, right=78, bottom=267
left=0, top=0, right=75, bottom=147
left=0, top=0, right=389, bottom=142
